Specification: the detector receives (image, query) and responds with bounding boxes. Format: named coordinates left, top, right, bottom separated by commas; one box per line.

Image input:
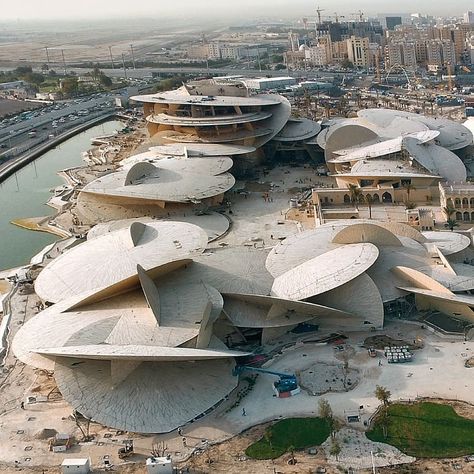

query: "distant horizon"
left=1, top=0, right=473, bottom=22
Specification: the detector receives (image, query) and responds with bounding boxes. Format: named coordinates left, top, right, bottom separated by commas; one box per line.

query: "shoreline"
left=0, top=111, right=116, bottom=184
left=0, top=117, right=139, bottom=273
left=11, top=217, right=70, bottom=238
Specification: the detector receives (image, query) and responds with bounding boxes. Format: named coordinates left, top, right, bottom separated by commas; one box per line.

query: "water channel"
left=0, top=120, right=124, bottom=270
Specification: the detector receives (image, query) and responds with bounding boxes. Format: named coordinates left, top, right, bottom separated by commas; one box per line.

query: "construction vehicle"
left=233, top=365, right=300, bottom=397
left=118, top=440, right=134, bottom=459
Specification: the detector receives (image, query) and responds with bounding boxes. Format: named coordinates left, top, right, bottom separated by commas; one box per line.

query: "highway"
left=66, top=66, right=363, bottom=80
left=0, top=94, right=120, bottom=160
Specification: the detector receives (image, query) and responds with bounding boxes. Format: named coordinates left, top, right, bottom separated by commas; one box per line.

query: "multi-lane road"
left=0, top=94, right=118, bottom=158
left=66, top=66, right=361, bottom=80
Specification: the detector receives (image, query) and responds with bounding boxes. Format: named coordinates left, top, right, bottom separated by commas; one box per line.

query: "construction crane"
left=316, top=5, right=325, bottom=24
left=352, top=9, right=364, bottom=22
left=333, top=12, right=345, bottom=23
left=233, top=365, right=300, bottom=396
left=447, top=62, right=454, bottom=92
left=375, top=48, right=381, bottom=83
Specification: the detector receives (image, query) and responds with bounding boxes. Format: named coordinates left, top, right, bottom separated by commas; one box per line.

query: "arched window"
left=382, top=192, right=393, bottom=203
left=462, top=198, right=469, bottom=206
left=455, top=198, right=461, bottom=206
left=456, top=212, right=462, bottom=220
left=372, top=194, right=380, bottom=203
left=463, top=211, right=470, bottom=221
left=343, top=194, right=350, bottom=203
left=471, top=212, right=474, bottom=221
left=470, top=198, right=474, bottom=207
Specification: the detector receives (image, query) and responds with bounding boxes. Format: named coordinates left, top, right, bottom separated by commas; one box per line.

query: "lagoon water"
left=0, top=120, right=124, bottom=270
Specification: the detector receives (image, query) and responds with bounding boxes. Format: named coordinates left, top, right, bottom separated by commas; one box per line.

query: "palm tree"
left=443, top=206, right=458, bottom=232
left=348, top=184, right=362, bottom=210
left=445, top=218, right=459, bottom=232
left=365, top=194, right=373, bottom=219
left=443, top=206, right=455, bottom=219
left=402, top=182, right=416, bottom=203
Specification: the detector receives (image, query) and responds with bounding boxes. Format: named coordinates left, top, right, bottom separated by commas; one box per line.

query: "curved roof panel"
left=422, top=231, right=471, bottom=256
left=148, top=143, right=256, bottom=156
left=403, top=138, right=467, bottom=182
left=35, top=221, right=207, bottom=303
left=366, top=238, right=430, bottom=302
left=329, top=130, right=440, bottom=163
left=358, top=109, right=473, bottom=150
left=81, top=160, right=235, bottom=203
left=271, top=243, right=379, bottom=300
left=36, top=345, right=245, bottom=361
left=312, top=272, right=384, bottom=329
left=222, top=293, right=352, bottom=327
left=55, top=357, right=237, bottom=433
left=421, top=263, right=474, bottom=292
left=324, top=124, right=379, bottom=165
left=339, top=159, right=440, bottom=178
left=120, top=153, right=233, bottom=174
left=87, top=213, right=230, bottom=243
left=266, top=224, right=344, bottom=277
left=333, top=223, right=402, bottom=246
left=273, top=118, right=321, bottom=142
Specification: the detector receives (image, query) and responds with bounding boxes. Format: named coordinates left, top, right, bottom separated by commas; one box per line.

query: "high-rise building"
left=415, top=40, right=428, bottom=64
left=346, top=36, right=370, bottom=67
left=305, top=44, right=329, bottom=66
left=402, top=43, right=417, bottom=67
left=426, top=40, right=456, bottom=68
left=386, top=16, right=403, bottom=31
left=441, top=40, right=457, bottom=66
left=463, top=11, right=474, bottom=24
left=208, top=42, right=221, bottom=60
left=385, top=42, right=417, bottom=68
left=385, top=43, right=403, bottom=67
left=220, top=45, right=241, bottom=60
left=426, top=40, right=443, bottom=66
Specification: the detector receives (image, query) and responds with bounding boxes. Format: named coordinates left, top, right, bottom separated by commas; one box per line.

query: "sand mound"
left=34, top=428, right=58, bottom=440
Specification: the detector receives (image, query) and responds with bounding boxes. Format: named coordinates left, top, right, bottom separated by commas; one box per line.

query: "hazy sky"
left=1, top=0, right=472, bottom=21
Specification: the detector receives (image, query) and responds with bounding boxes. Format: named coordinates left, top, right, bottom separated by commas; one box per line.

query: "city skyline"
left=1, top=0, right=473, bottom=21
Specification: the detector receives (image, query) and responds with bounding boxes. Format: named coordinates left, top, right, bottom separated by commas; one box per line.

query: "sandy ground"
left=0, top=98, right=41, bottom=118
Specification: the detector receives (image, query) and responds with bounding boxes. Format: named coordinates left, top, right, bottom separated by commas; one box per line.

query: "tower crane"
left=447, top=62, right=454, bottom=92
left=354, top=10, right=364, bottom=22
left=316, top=5, right=325, bottom=24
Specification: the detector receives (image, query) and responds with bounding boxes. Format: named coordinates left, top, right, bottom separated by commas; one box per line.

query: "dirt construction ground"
left=0, top=98, right=41, bottom=118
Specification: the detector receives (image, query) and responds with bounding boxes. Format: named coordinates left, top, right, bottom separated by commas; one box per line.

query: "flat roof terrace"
left=160, top=126, right=273, bottom=143
left=132, top=90, right=282, bottom=107
left=147, top=111, right=272, bottom=126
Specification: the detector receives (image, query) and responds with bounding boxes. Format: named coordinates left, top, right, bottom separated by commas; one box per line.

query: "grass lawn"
left=245, top=417, right=331, bottom=460
left=367, top=402, right=474, bottom=458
